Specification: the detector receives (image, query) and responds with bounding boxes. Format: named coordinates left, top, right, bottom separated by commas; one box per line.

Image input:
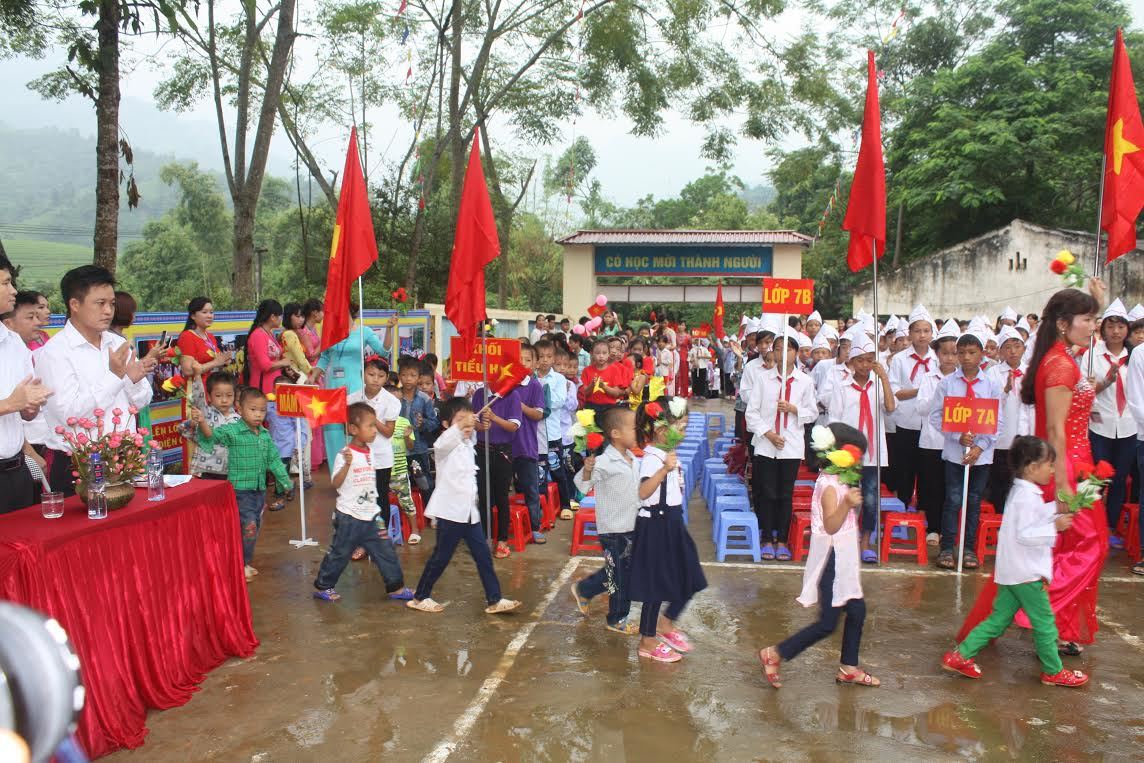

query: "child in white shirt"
left=943, top=436, right=1090, bottom=688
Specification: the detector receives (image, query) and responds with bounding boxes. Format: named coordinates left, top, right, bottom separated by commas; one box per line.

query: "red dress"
left=676, top=332, right=691, bottom=398
left=957, top=342, right=1109, bottom=644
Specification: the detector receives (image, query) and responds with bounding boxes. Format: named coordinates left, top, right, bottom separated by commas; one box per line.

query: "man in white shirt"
left=35, top=266, right=155, bottom=495
left=888, top=304, right=935, bottom=510
left=0, top=254, right=53, bottom=512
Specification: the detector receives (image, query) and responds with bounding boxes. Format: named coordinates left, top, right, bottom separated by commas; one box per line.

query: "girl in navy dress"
left=630, top=397, right=708, bottom=663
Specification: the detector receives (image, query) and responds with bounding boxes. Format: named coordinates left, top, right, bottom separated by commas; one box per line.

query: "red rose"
left=392, top=287, right=408, bottom=303
left=166, top=346, right=179, bottom=358
left=586, top=432, right=605, bottom=451
left=169, top=374, right=186, bottom=387
left=644, top=402, right=663, bottom=419
left=1075, top=461, right=1095, bottom=480
left=1050, top=259, right=1067, bottom=274
left=1094, top=461, right=1115, bottom=480
left=842, top=444, right=863, bottom=462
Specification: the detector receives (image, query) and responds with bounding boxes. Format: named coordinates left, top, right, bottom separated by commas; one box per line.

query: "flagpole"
left=289, top=416, right=317, bottom=548
left=1087, top=154, right=1107, bottom=378
left=482, top=328, right=492, bottom=543
left=872, top=240, right=882, bottom=564
left=358, top=276, right=367, bottom=374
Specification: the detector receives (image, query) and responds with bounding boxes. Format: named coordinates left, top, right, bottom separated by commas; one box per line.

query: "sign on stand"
left=762, top=277, right=814, bottom=314
left=449, top=337, right=522, bottom=382
left=941, top=396, right=1000, bottom=573
left=274, top=383, right=320, bottom=550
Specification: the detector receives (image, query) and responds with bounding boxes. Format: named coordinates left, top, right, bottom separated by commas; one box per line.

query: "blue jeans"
left=577, top=532, right=634, bottom=626
left=513, top=456, right=542, bottom=531
left=314, top=512, right=405, bottom=592
left=1137, top=441, right=1144, bottom=552
left=860, top=466, right=879, bottom=534
left=235, top=489, right=264, bottom=564
left=942, top=461, right=989, bottom=553
left=1090, top=432, right=1136, bottom=529
left=414, top=518, right=502, bottom=604
left=546, top=440, right=573, bottom=509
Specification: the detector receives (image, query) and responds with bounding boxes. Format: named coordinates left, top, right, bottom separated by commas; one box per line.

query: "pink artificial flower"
left=139, top=428, right=150, bottom=436
left=66, top=417, right=78, bottom=427
left=112, top=417, right=122, bottom=427
left=93, top=408, right=105, bottom=418
left=71, top=471, right=79, bottom=478
left=108, top=437, right=122, bottom=449
left=133, top=436, right=144, bottom=447
left=112, top=408, right=123, bottom=417
left=128, top=405, right=138, bottom=415
left=76, top=433, right=89, bottom=445
left=54, top=426, right=65, bottom=435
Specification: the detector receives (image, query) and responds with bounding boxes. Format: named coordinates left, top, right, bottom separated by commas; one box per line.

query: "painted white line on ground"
left=1095, top=607, right=1144, bottom=653
left=423, top=556, right=582, bottom=763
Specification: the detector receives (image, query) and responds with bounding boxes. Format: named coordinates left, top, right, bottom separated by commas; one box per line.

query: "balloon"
left=571, top=324, right=586, bottom=336
left=586, top=317, right=602, bottom=330
left=595, top=295, right=608, bottom=307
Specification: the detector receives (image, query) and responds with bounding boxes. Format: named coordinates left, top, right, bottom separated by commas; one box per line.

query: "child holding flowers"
left=758, top=422, right=879, bottom=688
left=629, top=397, right=707, bottom=663
left=943, top=436, right=1092, bottom=687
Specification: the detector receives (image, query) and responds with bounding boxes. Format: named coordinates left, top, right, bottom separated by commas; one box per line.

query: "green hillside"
left=4, top=238, right=93, bottom=290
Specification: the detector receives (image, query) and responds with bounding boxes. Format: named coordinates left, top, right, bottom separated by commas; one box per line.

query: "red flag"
left=293, top=387, right=348, bottom=428
left=842, top=50, right=887, bottom=272
left=320, top=128, right=378, bottom=352
left=446, top=128, right=501, bottom=357
left=1101, top=28, right=1144, bottom=263
left=490, top=359, right=529, bottom=397
left=713, top=283, right=726, bottom=339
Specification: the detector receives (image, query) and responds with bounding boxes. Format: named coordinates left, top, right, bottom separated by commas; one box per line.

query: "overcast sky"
left=3, top=0, right=1144, bottom=214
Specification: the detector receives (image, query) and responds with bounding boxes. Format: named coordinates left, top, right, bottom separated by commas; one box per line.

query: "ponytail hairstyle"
left=1021, top=289, right=1098, bottom=406
left=635, top=397, right=686, bottom=448
left=244, top=299, right=283, bottom=381
left=1008, top=435, right=1056, bottom=477
left=183, top=296, right=211, bottom=331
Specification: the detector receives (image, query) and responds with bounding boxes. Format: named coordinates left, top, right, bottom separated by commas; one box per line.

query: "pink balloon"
left=586, top=317, right=602, bottom=330
left=595, top=295, right=608, bottom=307
left=571, top=324, right=586, bottom=335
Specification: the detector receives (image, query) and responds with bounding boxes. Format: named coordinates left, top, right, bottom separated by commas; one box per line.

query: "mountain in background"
left=738, top=183, right=776, bottom=211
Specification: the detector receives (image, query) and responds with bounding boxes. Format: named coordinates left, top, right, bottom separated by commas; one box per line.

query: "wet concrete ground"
left=106, top=399, right=1144, bottom=762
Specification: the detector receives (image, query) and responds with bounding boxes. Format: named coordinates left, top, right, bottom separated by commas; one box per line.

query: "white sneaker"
left=926, top=533, right=940, bottom=546
left=408, top=533, right=422, bottom=545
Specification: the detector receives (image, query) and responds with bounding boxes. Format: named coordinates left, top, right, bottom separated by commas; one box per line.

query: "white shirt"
left=573, top=444, right=640, bottom=534
left=994, top=479, right=1059, bottom=585
left=827, top=374, right=890, bottom=467
left=529, top=328, right=545, bottom=344
left=639, top=445, right=683, bottom=507
left=36, top=321, right=153, bottom=453
left=888, top=346, right=936, bottom=430
left=737, top=356, right=765, bottom=410
left=424, top=424, right=481, bottom=523
left=333, top=446, right=383, bottom=521
left=347, top=387, right=401, bottom=468
left=1127, top=345, right=1144, bottom=442
left=0, top=323, right=35, bottom=458
left=1089, top=341, right=1136, bottom=439
left=689, top=346, right=710, bottom=370
left=745, top=367, right=817, bottom=459
left=914, top=366, right=948, bottom=451
left=987, top=361, right=1034, bottom=449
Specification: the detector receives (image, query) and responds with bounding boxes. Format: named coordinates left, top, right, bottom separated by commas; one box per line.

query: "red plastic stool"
left=1119, top=503, right=1140, bottom=562
left=412, top=488, right=427, bottom=530
left=787, top=511, right=813, bottom=561
left=508, top=504, right=532, bottom=552
left=570, top=508, right=602, bottom=555
left=976, top=514, right=1004, bottom=561
left=980, top=501, right=997, bottom=515
left=542, top=482, right=561, bottom=530
left=880, top=512, right=927, bottom=564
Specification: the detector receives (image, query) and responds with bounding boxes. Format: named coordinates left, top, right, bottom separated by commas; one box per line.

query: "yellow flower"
left=161, top=379, right=176, bottom=393
left=1055, top=249, right=1075, bottom=266
left=266, top=393, right=277, bottom=402
left=576, top=409, right=596, bottom=428
left=826, top=449, right=856, bottom=469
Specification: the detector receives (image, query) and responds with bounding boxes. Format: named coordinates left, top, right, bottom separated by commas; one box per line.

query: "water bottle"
left=147, top=447, right=166, bottom=502
left=87, top=453, right=108, bottom=520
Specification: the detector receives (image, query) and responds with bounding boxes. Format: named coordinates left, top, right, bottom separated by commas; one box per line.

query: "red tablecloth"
left=0, top=479, right=258, bottom=758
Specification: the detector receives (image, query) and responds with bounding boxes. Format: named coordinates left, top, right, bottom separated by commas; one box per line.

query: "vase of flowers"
left=57, top=407, right=150, bottom=511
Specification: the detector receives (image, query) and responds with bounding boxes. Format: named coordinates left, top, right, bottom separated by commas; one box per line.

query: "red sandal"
left=758, top=647, right=782, bottom=688
left=836, top=667, right=880, bottom=687
left=1041, top=668, right=1089, bottom=687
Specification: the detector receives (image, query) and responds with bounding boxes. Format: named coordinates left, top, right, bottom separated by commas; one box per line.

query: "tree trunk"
left=892, top=200, right=904, bottom=268
left=93, top=0, right=120, bottom=272
left=448, top=0, right=464, bottom=211
left=233, top=201, right=256, bottom=300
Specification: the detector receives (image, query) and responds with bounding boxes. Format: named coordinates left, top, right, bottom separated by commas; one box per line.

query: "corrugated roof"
left=556, top=229, right=814, bottom=246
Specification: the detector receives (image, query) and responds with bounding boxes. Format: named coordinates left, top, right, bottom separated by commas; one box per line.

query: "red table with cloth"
left=0, top=479, right=259, bottom=758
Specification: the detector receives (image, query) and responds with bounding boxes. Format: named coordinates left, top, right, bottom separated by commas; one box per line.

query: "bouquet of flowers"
left=569, top=409, right=604, bottom=453
left=1049, top=249, right=1087, bottom=289
left=161, top=374, right=189, bottom=398
left=644, top=398, right=688, bottom=449
left=391, top=287, right=410, bottom=315
left=57, top=407, right=149, bottom=485
left=1058, top=460, right=1114, bottom=512
left=809, top=425, right=863, bottom=486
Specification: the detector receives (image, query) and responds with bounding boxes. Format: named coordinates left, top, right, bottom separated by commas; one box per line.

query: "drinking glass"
left=40, top=491, right=65, bottom=518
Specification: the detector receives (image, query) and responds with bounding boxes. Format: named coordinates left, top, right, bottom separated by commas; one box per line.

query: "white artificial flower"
left=668, top=398, right=687, bottom=418
left=810, top=425, right=836, bottom=453
left=569, top=422, right=587, bottom=439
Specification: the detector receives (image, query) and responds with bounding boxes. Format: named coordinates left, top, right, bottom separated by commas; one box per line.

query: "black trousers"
left=987, top=450, right=1012, bottom=513
left=47, top=448, right=76, bottom=497
left=893, top=428, right=922, bottom=506
left=476, top=444, right=513, bottom=541
left=752, top=455, right=801, bottom=542
left=777, top=549, right=866, bottom=666
left=374, top=467, right=393, bottom=523
left=0, top=463, right=36, bottom=514
left=917, top=448, right=946, bottom=534
left=414, top=518, right=502, bottom=604
left=691, top=368, right=708, bottom=398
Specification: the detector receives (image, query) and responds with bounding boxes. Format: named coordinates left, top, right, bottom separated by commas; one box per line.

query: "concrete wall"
left=772, top=244, right=803, bottom=278
left=561, top=243, right=597, bottom=318
left=851, top=219, right=1144, bottom=318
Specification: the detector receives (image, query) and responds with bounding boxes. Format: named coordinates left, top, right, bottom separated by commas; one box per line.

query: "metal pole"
left=1088, top=154, right=1108, bottom=378
left=358, top=276, right=367, bottom=372
left=289, top=415, right=317, bottom=548
left=482, top=329, right=492, bottom=542
left=872, top=240, right=882, bottom=563
left=956, top=453, right=970, bottom=574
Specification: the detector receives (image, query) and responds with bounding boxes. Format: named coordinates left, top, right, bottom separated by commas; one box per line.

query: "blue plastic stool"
left=387, top=507, right=404, bottom=545
left=705, top=471, right=737, bottom=507
left=708, top=477, right=748, bottom=513
left=712, top=494, right=751, bottom=539
left=716, top=511, right=761, bottom=562
left=579, top=495, right=597, bottom=510
left=706, top=413, right=726, bottom=434
left=702, top=462, right=728, bottom=503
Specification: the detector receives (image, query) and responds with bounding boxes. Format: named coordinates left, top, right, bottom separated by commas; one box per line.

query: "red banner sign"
left=149, top=419, right=183, bottom=452
left=762, top=277, right=815, bottom=314
left=941, top=397, right=1000, bottom=435
left=273, top=384, right=320, bottom=418
left=449, top=337, right=522, bottom=382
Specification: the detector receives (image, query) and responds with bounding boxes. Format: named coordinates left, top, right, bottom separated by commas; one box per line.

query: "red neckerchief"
left=1105, top=352, right=1128, bottom=414
left=851, top=379, right=873, bottom=445
left=775, top=374, right=795, bottom=432
left=909, top=352, right=930, bottom=381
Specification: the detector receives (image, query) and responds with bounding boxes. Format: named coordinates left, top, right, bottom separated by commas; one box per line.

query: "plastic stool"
left=508, top=503, right=532, bottom=552
left=570, top=508, right=603, bottom=555
left=712, top=494, right=751, bottom=538
left=880, top=512, right=927, bottom=564
left=706, top=413, right=726, bottom=434
left=412, top=488, right=427, bottom=530
left=973, top=514, right=1003, bottom=561
left=787, top=511, right=813, bottom=561
left=716, top=511, right=761, bottom=562
left=879, top=497, right=906, bottom=513
left=1117, top=503, right=1140, bottom=562
left=542, top=482, right=560, bottom=530
left=709, top=477, right=748, bottom=511
left=387, top=507, right=410, bottom=545
left=980, top=500, right=997, bottom=515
